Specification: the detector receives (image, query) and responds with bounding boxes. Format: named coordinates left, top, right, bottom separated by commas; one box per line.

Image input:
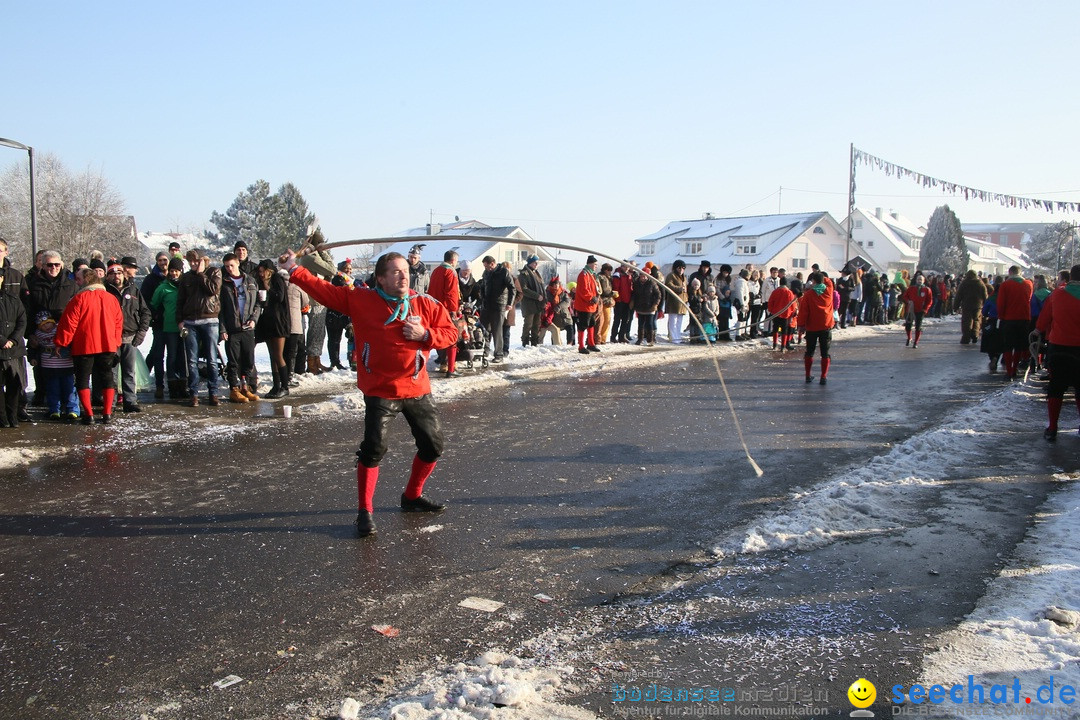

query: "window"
left=792, top=258, right=807, bottom=269
left=910, top=239, right=921, bottom=251
left=685, top=241, right=703, bottom=255
left=504, top=250, right=514, bottom=264
left=735, top=243, right=756, bottom=255
left=639, top=241, right=656, bottom=256
left=520, top=250, right=529, bottom=261
left=854, top=220, right=863, bottom=229
left=867, top=241, right=875, bottom=248
left=813, top=227, right=825, bottom=234
left=857, top=241, right=864, bottom=247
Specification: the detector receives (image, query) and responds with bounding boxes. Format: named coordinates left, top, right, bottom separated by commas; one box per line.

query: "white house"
left=964, top=235, right=1033, bottom=278
left=844, top=207, right=922, bottom=275
left=383, top=220, right=565, bottom=282
left=627, top=212, right=858, bottom=276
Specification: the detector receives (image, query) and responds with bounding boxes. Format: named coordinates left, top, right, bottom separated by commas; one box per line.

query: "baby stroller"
left=458, top=300, right=490, bottom=369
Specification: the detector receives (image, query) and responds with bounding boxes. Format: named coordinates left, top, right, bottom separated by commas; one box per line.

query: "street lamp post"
left=0, top=137, right=38, bottom=259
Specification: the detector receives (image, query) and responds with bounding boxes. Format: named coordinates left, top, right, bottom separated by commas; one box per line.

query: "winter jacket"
left=518, top=266, right=546, bottom=315
left=732, top=276, right=750, bottom=311
left=664, top=272, right=688, bottom=314
left=151, top=279, right=181, bottom=333
left=176, top=268, right=222, bottom=323
left=287, top=265, right=458, bottom=399
left=285, top=276, right=309, bottom=335
left=862, top=273, right=883, bottom=305
left=1036, top=285, right=1080, bottom=347
left=996, top=275, right=1033, bottom=321
left=767, top=286, right=797, bottom=319
left=408, top=260, right=429, bottom=294
left=254, top=272, right=290, bottom=342
left=954, top=276, right=988, bottom=311
left=24, top=272, right=76, bottom=333
left=481, top=264, right=516, bottom=309
left=598, top=273, right=615, bottom=308
left=573, top=269, right=600, bottom=313
left=0, top=258, right=24, bottom=302
left=630, top=273, right=661, bottom=314
left=902, top=284, right=933, bottom=314
left=428, top=263, right=461, bottom=314
left=797, top=277, right=836, bottom=332
left=612, top=269, right=633, bottom=306
left=458, top=272, right=480, bottom=306
left=1031, top=287, right=1052, bottom=319
left=105, top=279, right=152, bottom=346
left=55, top=285, right=123, bottom=356
left=761, top=275, right=779, bottom=304
left=0, top=292, right=26, bottom=361
left=701, top=295, right=719, bottom=323
left=140, top=265, right=166, bottom=306
left=219, top=272, right=262, bottom=334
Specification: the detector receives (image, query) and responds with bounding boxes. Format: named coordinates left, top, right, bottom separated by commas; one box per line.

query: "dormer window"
left=685, top=241, right=703, bottom=255
left=639, top=241, right=656, bottom=256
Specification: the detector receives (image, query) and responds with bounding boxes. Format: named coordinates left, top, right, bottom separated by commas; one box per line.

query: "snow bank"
left=920, top=469, right=1080, bottom=715
left=351, top=650, right=597, bottom=720
left=713, top=380, right=1040, bottom=558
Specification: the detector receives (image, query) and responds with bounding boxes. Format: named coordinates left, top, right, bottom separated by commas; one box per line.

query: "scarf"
left=1065, top=282, right=1080, bottom=301
left=376, top=286, right=411, bottom=325
left=811, top=283, right=827, bottom=295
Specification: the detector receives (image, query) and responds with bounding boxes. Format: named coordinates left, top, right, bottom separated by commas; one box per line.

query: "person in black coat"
left=0, top=273, right=27, bottom=427
left=254, top=260, right=291, bottom=398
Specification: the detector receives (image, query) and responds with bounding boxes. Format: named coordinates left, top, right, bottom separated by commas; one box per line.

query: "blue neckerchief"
left=376, top=286, right=411, bottom=325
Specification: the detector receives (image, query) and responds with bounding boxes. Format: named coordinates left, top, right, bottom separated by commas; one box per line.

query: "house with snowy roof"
left=844, top=207, right=922, bottom=275
left=965, top=235, right=1033, bottom=278
left=627, top=211, right=857, bottom=277
left=962, top=223, right=1052, bottom=251
left=379, top=220, right=566, bottom=282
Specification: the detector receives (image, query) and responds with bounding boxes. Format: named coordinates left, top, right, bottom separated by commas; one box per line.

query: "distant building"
left=961, top=223, right=1052, bottom=251
left=843, top=207, right=922, bottom=275
left=964, top=235, right=1032, bottom=278
left=627, top=212, right=857, bottom=276
left=384, top=219, right=566, bottom=282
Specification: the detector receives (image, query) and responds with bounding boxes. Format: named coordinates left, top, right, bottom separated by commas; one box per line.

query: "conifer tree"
left=209, top=180, right=315, bottom=259
left=919, top=205, right=968, bottom=276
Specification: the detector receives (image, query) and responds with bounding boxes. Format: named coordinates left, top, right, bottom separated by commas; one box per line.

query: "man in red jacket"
left=574, top=255, right=602, bottom=354
left=797, top=272, right=835, bottom=384
left=902, top=274, right=933, bottom=348
left=767, top=277, right=797, bottom=350
left=996, top=265, right=1034, bottom=380
left=281, top=249, right=459, bottom=537
left=1035, top=264, right=1080, bottom=441
left=427, top=250, right=461, bottom=378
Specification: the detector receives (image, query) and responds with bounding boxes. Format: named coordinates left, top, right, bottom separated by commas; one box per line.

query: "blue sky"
left=4, top=0, right=1078, bottom=258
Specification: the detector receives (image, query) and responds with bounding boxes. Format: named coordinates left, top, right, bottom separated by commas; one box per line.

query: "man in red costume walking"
left=574, top=255, right=602, bottom=354
left=996, top=265, right=1034, bottom=380
left=281, top=248, right=459, bottom=537
left=1035, top=264, right=1080, bottom=441
left=797, top=271, right=835, bottom=385
left=427, top=249, right=462, bottom=378
left=902, top=273, right=933, bottom=348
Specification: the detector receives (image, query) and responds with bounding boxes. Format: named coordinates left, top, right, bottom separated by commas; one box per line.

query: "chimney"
left=425, top=223, right=441, bottom=236
left=890, top=211, right=899, bottom=220
left=875, top=207, right=884, bottom=220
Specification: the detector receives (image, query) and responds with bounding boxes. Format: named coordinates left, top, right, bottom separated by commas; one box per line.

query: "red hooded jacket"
left=54, top=285, right=124, bottom=356
left=1036, top=285, right=1080, bottom=346
left=996, top=275, right=1033, bottom=321
left=767, top=286, right=797, bottom=319
left=287, top=266, right=458, bottom=399
left=797, top=277, right=835, bottom=332
left=427, top=263, right=460, bottom=314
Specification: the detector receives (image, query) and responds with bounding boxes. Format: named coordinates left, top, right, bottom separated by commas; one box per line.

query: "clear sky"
left=4, top=0, right=1078, bottom=259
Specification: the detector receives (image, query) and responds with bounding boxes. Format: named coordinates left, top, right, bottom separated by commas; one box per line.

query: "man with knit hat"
left=574, top=256, right=602, bottom=354
left=279, top=248, right=458, bottom=537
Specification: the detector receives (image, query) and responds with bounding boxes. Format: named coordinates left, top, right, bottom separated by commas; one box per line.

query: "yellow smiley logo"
left=847, top=678, right=876, bottom=709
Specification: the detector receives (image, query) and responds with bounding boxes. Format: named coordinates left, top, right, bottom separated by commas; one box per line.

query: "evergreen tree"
left=919, top=205, right=968, bottom=276
left=1026, top=221, right=1076, bottom=274
left=209, top=180, right=315, bottom=260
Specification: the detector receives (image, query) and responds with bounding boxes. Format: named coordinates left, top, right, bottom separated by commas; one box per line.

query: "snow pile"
left=920, top=469, right=1080, bottom=714
left=0, top=445, right=60, bottom=469
left=715, top=381, right=1040, bottom=557
left=355, top=650, right=597, bottom=720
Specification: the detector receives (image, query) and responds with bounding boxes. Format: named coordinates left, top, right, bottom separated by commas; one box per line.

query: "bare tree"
left=0, top=152, right=131, bottom=267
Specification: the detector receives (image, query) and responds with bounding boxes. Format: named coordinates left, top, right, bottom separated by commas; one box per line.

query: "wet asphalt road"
left=0, top=320, right=1073, bottom=719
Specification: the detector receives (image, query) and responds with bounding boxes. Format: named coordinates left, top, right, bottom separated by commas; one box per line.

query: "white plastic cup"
left=258, top=289, right=267, bottom=302
left=282, top=405, right=293, bottom=419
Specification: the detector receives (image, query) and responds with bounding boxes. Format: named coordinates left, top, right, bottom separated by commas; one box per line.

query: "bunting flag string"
left=853, top=147, right=1080, bottom=215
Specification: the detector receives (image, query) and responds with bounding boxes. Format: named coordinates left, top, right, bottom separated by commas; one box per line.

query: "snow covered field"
left=5, top=317, right=1078, bottom=719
